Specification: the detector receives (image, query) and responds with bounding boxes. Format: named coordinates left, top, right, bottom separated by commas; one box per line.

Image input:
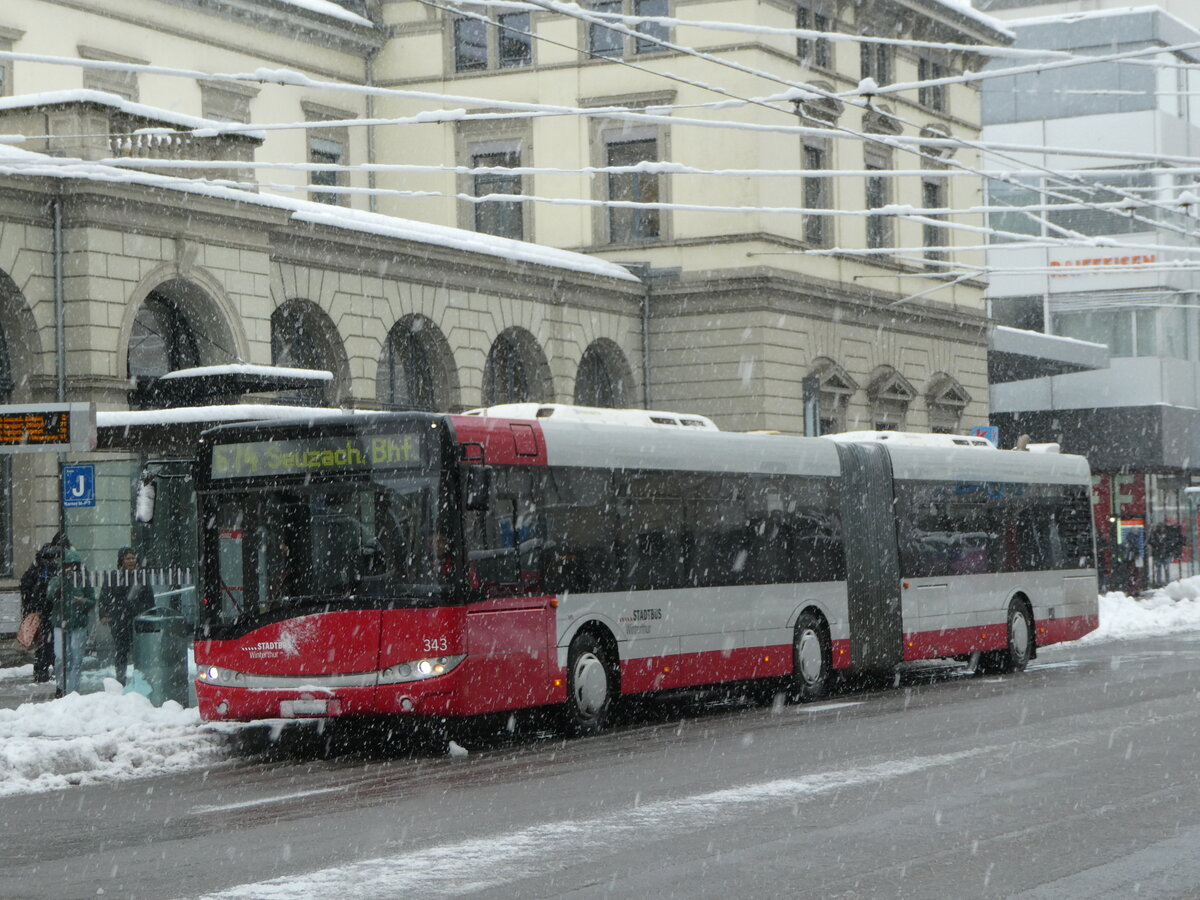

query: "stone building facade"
left=0, top=0, right=1008, bottom=592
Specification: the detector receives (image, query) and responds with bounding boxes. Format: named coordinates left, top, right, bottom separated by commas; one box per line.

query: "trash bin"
left=132, top=607, right=189, bottom=706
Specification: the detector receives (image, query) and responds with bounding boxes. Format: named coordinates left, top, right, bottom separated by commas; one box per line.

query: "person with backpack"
left=19, top=541, right=59, bottom=683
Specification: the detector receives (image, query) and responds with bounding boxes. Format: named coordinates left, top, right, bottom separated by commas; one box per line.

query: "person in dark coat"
left=19, top=541, right=60, bottom=683
left=98, top=547, right=155, bottom=686
left=48, top=547, right=95, bottom=695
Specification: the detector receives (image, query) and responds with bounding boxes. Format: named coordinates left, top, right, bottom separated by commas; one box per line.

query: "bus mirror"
left=464, top=466, right=491, bottom=511
left=135, top=473, right=157, bottom=523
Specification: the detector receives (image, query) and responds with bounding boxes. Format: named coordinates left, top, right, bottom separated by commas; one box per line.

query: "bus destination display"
left=211, top=433, right=423, bottom=479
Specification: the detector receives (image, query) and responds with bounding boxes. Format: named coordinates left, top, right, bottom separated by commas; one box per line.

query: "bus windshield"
left=204, top=473, right=451, bottom=626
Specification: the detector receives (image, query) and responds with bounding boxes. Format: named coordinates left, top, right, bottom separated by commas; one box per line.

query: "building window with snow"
left=796, top=6, right=833, bottom=70
left=864, top=145, right=892, bottom=250
left=303, top=103, right=351, bottom=206
left=803, top=139, right=831, bottom=247
left=587, top=0, right=671, bottom=58
left=454, top=12, right=532, bottom=72
left=859, top=37, right=892, bottom=86
left=918, top=56, right=947, bottom=112
left=0, top=29, right=17, bottom=99
left=922, top=176, right=947, bottom=264
left=472, top=146, right=524, bottom=240
left=606, top=135, right=661, bottom=243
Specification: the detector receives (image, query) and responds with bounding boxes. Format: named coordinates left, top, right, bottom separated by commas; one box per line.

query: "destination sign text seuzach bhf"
left=211, top=434, right=422, bottom=479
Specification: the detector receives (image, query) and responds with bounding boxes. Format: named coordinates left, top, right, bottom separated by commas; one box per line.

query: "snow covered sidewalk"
left=2, top=585, right=1200, bottom=798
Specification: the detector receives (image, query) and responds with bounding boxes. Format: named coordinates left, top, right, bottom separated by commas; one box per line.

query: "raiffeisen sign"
left=1049, top=254, right=1159, bottom=277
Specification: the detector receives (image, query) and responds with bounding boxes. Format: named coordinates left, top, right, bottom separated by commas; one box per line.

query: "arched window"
left=128, top=292, right=200, bottom=380
left=482, top=328, right=551, bottom=406
left=384, top=327, right=434, bottom=411
left=271, top=301, right=340, bottom=406
left=575, top=340, right=632, bottom=408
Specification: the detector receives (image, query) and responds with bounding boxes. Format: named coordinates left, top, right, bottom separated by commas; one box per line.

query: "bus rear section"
left=884, top=443, right=1100, bottom=666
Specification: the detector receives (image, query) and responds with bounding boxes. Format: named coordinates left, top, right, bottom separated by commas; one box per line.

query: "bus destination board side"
left=211, top=433, right=424, bottom=479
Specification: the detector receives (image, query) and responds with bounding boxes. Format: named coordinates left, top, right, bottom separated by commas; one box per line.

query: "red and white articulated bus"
left=193, top=408, right=1099, bottom=730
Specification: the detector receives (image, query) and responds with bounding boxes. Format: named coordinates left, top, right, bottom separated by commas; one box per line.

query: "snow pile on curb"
left=0, top=679, right=224, bottom=797
left=1072, top=579, right=1200, bottom=644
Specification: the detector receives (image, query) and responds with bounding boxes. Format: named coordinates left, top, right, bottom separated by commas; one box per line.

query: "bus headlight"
left=380, top=655, right=465, bottom=684
left=196, top=665, right=244, bottom=684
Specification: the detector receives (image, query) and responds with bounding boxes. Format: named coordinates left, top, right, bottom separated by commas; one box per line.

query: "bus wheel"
left=791, top=611, right=832, bottom=702
left=981, top=601, right=1033, bottom=675
left=566, top=632, right=615, bottom=735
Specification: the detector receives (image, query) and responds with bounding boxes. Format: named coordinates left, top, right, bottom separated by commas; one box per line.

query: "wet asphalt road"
left=3, top=632, right=1200, bottom=900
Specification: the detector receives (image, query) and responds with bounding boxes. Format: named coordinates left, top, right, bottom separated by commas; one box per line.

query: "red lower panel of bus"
left=900, top=614, right=1097, bottom=662
left=617, top=639, right=851, bottom=694
left=195, top=600, right=562, bottom=721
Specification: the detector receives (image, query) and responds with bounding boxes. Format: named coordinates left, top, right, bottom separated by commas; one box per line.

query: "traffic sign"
left=62, top=464, right=95, bottom=508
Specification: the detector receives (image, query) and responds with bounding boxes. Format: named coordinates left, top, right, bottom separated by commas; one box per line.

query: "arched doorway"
left=378, top=315, right=459, bottom=412
left=127, top=279, right=234, bottom=409
left=574, top=339, right=633, bottom=408
left=482, top=327, right=552, bottom=406
left=271, top=299, right=349, bottom=406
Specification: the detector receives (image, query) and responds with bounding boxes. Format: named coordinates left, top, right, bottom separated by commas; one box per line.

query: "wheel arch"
left=562, top=618, right=622, bottom=692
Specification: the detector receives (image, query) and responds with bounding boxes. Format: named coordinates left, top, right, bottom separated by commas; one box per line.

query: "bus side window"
left=539, top=468, right=618, bottom=594
left=466, top=467, right=543, bottom=595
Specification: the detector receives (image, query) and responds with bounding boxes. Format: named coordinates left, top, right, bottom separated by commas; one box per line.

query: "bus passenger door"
left=835, top=442, right=903, bottom=673
left=462, top=466, right=557, bottom=712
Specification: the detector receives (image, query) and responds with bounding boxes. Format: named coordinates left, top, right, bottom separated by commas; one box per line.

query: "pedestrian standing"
left=19, top=541, right=60, bottom=683
left=98, top=547, right=154, bottom=685
left=47, top=548, right=95, bottom=695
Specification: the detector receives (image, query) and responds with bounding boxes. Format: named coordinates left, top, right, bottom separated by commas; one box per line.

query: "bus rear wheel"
left=791, top=611, right=832, bottom=702
left=565, top=632, right=616, bottom=735
left=981, top=601, right=1033, bottom=675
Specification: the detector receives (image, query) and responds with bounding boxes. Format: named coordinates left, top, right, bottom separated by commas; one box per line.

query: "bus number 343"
left=423, top=636, right=449, bottom=653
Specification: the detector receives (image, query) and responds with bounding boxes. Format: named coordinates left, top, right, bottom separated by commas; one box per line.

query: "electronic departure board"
left=0, top=403, right=96, bottom=453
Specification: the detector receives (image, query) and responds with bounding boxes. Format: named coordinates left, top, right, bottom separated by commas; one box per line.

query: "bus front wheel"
left=981, top=601, right=1033, bottom=675
left=791, top=611, right=832, bottom=702
left=565, top=632, right=616, bottom=735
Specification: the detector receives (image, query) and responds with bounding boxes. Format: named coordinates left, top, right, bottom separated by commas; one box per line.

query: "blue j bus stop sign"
left=62, top=464, right=96, bottom=508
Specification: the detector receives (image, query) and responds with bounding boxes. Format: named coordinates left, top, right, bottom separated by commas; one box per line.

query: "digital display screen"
left=0, top=411, right=71, bottom=446
left=211, top=433, right=423, bottom=479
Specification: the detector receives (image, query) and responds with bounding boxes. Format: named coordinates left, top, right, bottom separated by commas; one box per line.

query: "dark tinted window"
left=895, top=480, right=1095, bottom=577
left=516, top=465, right=844, bottom=593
